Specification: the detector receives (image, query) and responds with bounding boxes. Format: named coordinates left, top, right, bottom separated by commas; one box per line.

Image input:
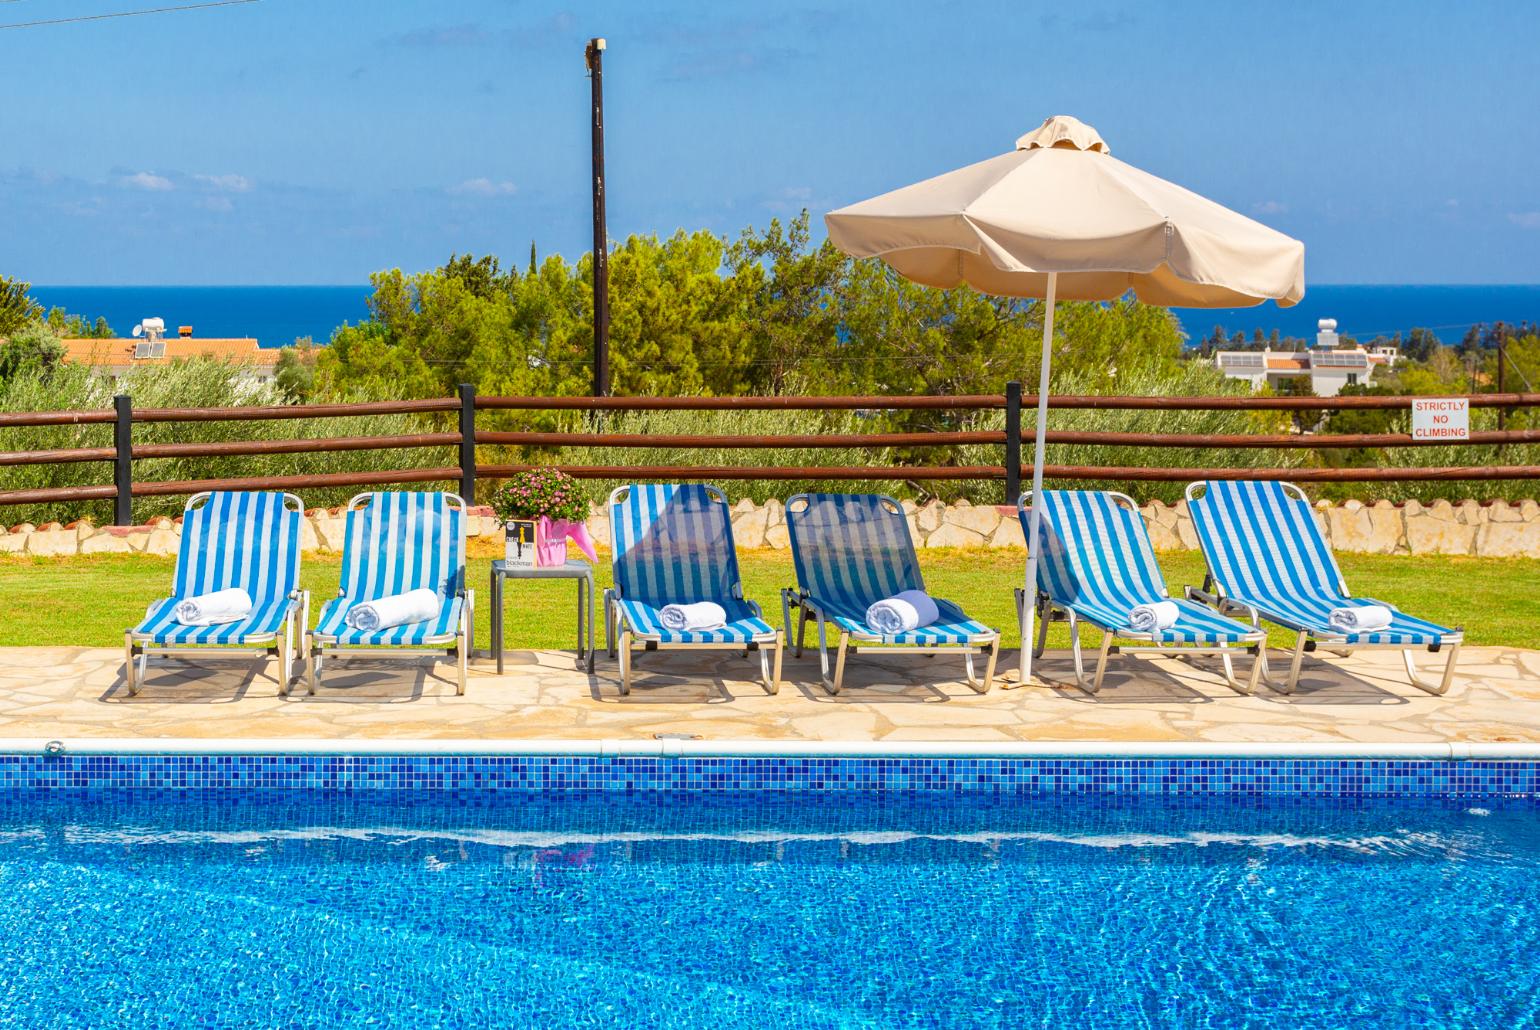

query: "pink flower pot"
left=535, top=516, right=570, bottom=567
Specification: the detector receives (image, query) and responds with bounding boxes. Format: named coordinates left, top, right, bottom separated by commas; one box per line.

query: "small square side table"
left=490, top=559, right=595, bottom=674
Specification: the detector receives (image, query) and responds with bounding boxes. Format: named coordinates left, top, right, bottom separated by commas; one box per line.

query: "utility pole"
left=585, top=37, right=610, bottom=397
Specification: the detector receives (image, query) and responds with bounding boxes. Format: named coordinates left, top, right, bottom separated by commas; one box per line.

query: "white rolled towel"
left=1127, top=600, right=1180, bottom=634
left=345, top=588, right=441, bottom=632
left=659, top=601, right=727, bottom=632
left=865, top=590, right=940, bottom=635
left=1329, top=604, right=1393, bottom=634
left=173, top=587, right=253, bottom=626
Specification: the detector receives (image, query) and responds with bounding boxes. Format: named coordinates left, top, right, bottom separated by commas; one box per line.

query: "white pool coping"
left=3, top=738, right=1540, bottom=761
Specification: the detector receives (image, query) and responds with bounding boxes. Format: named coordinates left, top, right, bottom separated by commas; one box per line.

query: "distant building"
left=59, top=336, right=280, bottom=382
left=1213, top=319, right=1398, bottom=397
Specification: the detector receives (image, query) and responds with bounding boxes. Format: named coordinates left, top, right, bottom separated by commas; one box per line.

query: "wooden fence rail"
left=2, top=382, right=1538, bottom=521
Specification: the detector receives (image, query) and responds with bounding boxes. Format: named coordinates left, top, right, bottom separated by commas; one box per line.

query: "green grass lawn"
left=1, top=549, right=1534, bottom=651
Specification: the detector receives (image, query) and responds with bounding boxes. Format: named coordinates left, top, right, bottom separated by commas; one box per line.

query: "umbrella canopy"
left=826, top=114, right=1304, bottom=307
left=824, top=115, right=1305, bottom=686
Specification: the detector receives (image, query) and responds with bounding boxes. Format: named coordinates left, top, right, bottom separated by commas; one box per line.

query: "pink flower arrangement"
left=491, top=468, right=589, bottom=523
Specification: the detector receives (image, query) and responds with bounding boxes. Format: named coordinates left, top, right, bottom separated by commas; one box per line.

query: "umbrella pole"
left=1018, top=272, right=1056, bottom=686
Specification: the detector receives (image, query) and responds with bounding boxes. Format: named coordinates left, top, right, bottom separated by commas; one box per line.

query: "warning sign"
left=1410, top=397, right=1469, bottom=441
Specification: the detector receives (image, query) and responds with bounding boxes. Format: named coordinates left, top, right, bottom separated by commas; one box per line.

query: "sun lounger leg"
left=796, top=602, right=810, bottom=659
left=124, top=632, right=138, bottom=696
left=1034, top=596, right=1051, bottom=659
left=1089, top=630, right=1115, bottom=693
left=1062, top=616, right=1112, bottom=695
left=1403, top=642, right=1460, bottom=696
left=831, top=631, right=850, bottom=695
left=763, top=631, right=783, bottom=694
left=1214, top=643, right=1266, bottom=695
left=1259, top=631, right=1309, bottom=694
left=456, top=616, right=469, bottom=697
left=814, top=614, right=832, bottom=685
left=1246, top=646, right=1266, bottom=693
left=465, top=589, right=474, bottom=661
left=305, top=633, right=320, bottom=695
left=278, top=617, right=293, bottom=698
left=964, top=637, right=999, bottom=694
left=779, top=589, right=795, bottom=657
left=1210, top=640, right=1264, bottom=696
left=604, top=591, right=616, bottom=659
left=617, top=629, right=632, bottom=696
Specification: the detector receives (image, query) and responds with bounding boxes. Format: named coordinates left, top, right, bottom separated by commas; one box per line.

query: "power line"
left=0, top=0, right=258, bottom=30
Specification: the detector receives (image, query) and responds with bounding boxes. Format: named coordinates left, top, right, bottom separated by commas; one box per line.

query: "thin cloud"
left=449, top=178, right=517, bottom=197
left=194, top=173, right=252, bottom=192
left=123, top=171, right=174, bottom=192
left=1252, top=200, right=1287, bottom=215
left=1507, top=211, right=1540, bottom=230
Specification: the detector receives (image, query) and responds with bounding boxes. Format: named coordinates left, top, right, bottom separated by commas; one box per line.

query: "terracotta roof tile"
left=59, top=337, right=280, bottom=367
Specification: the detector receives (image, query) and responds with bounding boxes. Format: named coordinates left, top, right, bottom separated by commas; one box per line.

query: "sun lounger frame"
left=305, top=492, right=473, bottom=696
left=1016, top=490, right=1266, bottom=695
left=603, top=484, right=782, bottom=696
left=125, top=491, right=308, bottom=696
left=781, top=493, right=999, bottom=695
left=1184, top=480, right=1463, bottom=695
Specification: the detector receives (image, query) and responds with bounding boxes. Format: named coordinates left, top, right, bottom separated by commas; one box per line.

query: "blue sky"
left=3, top=0, right=1538, bottom=285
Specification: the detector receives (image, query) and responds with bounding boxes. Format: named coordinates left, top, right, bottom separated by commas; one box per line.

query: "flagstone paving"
left=0, top=644, right=1535, bottom=745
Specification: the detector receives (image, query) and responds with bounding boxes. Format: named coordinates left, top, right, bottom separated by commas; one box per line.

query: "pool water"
left=1, top=791, right=1536, bottom=1028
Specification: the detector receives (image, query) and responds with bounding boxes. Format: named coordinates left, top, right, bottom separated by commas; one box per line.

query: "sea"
left=27, top=283, right=1540, bottom=349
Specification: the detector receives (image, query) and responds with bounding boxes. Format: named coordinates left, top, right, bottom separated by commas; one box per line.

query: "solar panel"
left=1312, top=352, right=1369, bottom=369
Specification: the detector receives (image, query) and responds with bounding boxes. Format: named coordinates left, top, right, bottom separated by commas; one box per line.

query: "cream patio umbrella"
left=825, top=114, right=1305, bottom=685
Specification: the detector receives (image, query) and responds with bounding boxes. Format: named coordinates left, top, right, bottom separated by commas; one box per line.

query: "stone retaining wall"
left=2, top=498, right=1537, bottom=558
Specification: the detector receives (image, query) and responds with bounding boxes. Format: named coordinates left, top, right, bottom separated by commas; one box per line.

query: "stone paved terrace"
left=0, top=645, right=1537, bottom=746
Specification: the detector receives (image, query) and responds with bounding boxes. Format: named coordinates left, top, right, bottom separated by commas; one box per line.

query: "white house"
left=1214, top=320, right=1398, bottom=397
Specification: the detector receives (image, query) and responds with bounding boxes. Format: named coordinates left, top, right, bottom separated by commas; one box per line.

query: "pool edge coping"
left=4, top=738, right=1540, bottom=761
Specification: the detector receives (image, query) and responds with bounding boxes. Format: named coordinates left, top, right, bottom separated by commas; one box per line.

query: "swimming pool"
left=2, top=788, right=1535, bottom=1027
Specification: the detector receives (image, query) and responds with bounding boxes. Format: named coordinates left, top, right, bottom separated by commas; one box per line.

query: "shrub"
left=535, top=407, right=900, bottom=505
left=0, top=360, right=453, bottom=526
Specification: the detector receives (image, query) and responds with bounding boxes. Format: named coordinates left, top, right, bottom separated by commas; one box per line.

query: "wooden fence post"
left=1004, top=380, right=1022, bottom=505
left=113, top=394, right=133, bottom=526
left=458, top=384, right=477, bottom=503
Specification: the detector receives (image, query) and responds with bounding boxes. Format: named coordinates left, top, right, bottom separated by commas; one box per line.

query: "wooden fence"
left=2, top=382, right=1539, bottom=524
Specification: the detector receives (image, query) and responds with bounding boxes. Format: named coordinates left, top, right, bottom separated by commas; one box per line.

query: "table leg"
left=575, top=577, right=585, bottom=664
left=586, top=574, right=596, bottom=674
left=492, top=570, right=504, bottom=676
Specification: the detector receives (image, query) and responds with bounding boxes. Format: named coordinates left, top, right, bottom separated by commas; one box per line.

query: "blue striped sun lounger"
left=781, top=493, right=999, bottom=695
left=307, top=491, right=473, bottom=695
left=126, top=491, right=307, bottom=695
left=604, top=483, right=781, bottom=696
left=1185, top=479, right=1463, bottom=694
left=1017, top=490, right=1266, bottom=694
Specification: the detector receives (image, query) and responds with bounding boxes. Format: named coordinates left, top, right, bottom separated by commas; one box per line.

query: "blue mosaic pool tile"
left=1, top=753, right=1538, bottom=798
